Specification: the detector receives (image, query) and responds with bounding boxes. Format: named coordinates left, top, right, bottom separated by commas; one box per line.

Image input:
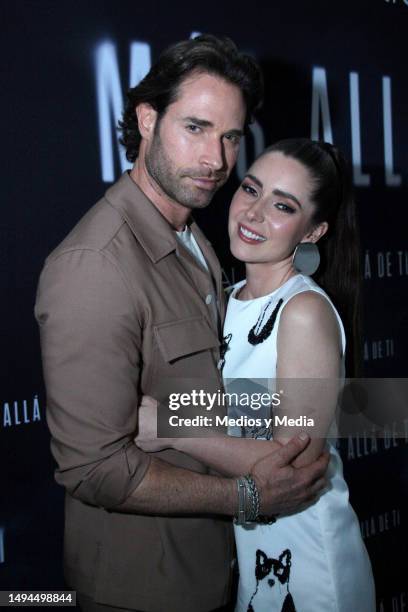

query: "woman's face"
left=228, top=151, right=327, bottom=266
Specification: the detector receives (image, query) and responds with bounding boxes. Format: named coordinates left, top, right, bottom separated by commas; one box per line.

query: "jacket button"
left=205, top=294, right=213, bottom=305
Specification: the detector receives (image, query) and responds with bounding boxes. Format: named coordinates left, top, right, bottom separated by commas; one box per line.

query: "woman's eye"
left=275, top=202, right=295, bottom=214
left=241, top=183, right=258, bottom=197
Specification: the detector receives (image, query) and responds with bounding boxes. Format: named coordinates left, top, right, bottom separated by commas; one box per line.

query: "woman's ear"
left=302, top=221, right=329, bottom=244
left=135, top=103, right=158, bottom=140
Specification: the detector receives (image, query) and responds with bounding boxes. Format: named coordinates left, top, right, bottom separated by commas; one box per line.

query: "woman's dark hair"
left=265, top=138, right=362, bottom=376
left=118, top=34, right=263, bottom=162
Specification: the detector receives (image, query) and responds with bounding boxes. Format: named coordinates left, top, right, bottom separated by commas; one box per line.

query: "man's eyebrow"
left=183, top=117, right=244, bottom=137
left=183, top=116, right=213, bottom=127
left=273, top=188, right=302, bottom=208
left=225, top=128, right=244, bottom=137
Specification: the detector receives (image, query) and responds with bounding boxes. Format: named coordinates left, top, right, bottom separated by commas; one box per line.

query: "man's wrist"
left=233, top=474, right=277, bottom=525
left=234, top=475, right=259, bottom=524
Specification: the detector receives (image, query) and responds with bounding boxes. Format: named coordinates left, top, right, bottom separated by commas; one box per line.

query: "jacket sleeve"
left=35, top=248, right=151, bottom=509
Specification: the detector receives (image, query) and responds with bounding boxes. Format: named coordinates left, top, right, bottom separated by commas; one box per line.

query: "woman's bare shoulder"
left=280, top=289, right=338, bottom=329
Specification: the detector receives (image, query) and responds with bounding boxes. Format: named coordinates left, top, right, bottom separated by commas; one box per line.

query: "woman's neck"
left=240, top=261, right=297, bottom=300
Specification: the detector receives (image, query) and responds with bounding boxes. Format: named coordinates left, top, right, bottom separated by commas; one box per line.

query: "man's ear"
left=135, top=103, right=158, bottom=140
left=302, top=221, right=329, bottom=244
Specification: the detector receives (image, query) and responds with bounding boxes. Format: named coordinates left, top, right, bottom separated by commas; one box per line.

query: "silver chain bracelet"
left=234, top=474, right=277, bottom=525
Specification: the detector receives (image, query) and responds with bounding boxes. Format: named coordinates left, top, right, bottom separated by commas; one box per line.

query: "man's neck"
left=130, top=159, right=191, bottom=231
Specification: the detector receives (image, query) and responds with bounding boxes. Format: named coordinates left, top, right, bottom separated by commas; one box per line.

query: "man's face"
left=144, top=72, right=246, bottom=210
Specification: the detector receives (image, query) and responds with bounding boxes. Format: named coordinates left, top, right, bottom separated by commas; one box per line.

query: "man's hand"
left=251, top=434, right=329, bottom=516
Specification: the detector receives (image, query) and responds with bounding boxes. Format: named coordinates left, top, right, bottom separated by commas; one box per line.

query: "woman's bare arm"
left=135, top=396, right=283, bottom=476
left=173, top=435, right=283, bottom=476
left=275, top=290, right=342, bottom=467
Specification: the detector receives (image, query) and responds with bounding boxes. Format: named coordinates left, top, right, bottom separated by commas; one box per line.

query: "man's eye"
left=186, top=124, right=201, bottom=133
left=241, top=183, right=258, bottom=197
left=225, top=134, right=240, bottom=144
left=275, top=202, right=295, bottom=214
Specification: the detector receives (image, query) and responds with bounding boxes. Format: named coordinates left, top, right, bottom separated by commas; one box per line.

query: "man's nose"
left=199, top=138, right=225, bottom=172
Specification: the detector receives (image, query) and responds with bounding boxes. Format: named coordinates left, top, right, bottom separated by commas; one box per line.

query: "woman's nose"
left=246, top=199, right=264, bottom=223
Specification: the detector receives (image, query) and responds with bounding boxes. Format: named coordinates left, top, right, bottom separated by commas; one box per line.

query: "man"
left=35, top=35, right=328, bottom=612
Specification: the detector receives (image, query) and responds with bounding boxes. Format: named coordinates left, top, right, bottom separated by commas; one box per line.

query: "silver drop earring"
left=292, top=242, right=320, bottom=275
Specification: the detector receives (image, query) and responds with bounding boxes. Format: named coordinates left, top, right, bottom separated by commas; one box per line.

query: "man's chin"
left=179, top=190, right=216, bottom=210
left=188, top=197, right=215, bottom=209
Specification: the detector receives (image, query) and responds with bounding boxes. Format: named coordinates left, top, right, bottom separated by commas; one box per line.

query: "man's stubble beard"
left=144, top=126, right=223, bottom=210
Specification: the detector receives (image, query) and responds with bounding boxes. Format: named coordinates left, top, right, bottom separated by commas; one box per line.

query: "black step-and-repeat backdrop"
left=1, top=1, right=407, bottom=609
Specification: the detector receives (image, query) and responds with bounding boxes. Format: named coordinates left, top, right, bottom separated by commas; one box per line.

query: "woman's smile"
left=238, top=223, right=267, bottom=244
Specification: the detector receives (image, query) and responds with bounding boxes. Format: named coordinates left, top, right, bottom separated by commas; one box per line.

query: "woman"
left=136, top=139, right=375, bottom=611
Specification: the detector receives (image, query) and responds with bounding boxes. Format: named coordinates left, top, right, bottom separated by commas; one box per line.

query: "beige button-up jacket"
left=35, top=173, right=233, bottom=611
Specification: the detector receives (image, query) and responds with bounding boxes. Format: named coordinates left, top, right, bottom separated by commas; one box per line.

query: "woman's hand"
left=134, top=395, right=174, bottom=452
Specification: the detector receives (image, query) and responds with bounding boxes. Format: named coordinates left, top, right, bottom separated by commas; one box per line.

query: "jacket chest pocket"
left=154, top=315, right=220, bottom=364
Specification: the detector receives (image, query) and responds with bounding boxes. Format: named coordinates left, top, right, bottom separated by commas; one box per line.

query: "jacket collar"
left=103, top=173, right=223, bottom=314
left=104, top=172, right=178, bottom=263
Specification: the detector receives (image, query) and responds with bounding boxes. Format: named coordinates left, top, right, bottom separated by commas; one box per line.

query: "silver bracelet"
left=234, top=475, right=260, bottom=524
left=235, top=477, right=247, bottom=525
left=247, top=473, right=278, bottom=525
left=243, top=475, right=260, bottom=521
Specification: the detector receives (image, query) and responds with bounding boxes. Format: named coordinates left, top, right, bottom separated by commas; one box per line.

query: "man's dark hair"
left=118, top=34, right=264, bottom=162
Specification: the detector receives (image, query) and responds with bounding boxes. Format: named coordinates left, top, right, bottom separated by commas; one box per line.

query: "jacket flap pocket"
left=154, top=316, right=219, bottom=363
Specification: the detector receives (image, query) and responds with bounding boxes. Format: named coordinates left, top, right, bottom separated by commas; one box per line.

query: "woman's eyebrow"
left=272, top=188, right=302, bottom=208
left=245, top=173, right=263, bottom=189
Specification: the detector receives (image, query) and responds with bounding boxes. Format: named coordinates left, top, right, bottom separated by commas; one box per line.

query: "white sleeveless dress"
left=223, top=274, right=375, bottom=612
